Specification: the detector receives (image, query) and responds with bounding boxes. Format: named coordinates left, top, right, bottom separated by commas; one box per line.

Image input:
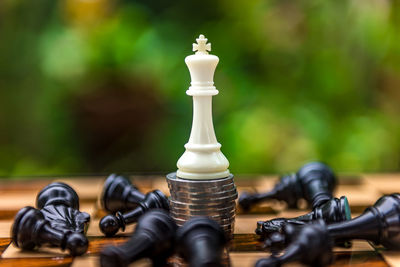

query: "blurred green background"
left=0, top=0, right=399, bottom=177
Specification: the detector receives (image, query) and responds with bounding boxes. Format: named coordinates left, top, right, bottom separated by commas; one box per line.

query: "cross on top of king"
left=193, top=34, right=211, bottom=55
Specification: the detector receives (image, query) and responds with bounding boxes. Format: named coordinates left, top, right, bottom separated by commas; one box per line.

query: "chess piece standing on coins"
left=12, top=182, right=90, bottom=256
left=166, top=34, right=237, bottom=238
left=257, top=193, right=400, bottom=267
left=239, top=162, right=337, bottom=211
left=100, top=210, right=177, bottom=267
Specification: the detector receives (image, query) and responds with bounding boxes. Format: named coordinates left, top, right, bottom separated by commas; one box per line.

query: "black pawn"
left=256, top=222, right=334, bottom=267
left=99, top=189, right=169, bottom=236
left=12, top=206, right=88, bottom=256
left=100, top=209, right=177, bottom=267
left=256, top=196, right=351, bottom=239
left=239, top=162, right=336, bottom=211
left=101, top=174, right=146, bottom=213
left=328, top=193, right=400, bottom=249
left=36, top=182, right=91, bottom=234
left=176, top=217, right=227, bottom=267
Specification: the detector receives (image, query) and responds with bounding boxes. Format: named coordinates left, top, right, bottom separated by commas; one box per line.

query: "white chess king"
left=176, top=34, right=230, bottom=180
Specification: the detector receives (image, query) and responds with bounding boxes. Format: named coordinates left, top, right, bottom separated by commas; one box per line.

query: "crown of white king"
left=186, top=34, right=218, bottom=88
left=193, top=34, right=211, bottom=55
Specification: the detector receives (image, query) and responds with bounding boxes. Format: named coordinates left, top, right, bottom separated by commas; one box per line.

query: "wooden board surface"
left=0, top=174, right=399, bottom=266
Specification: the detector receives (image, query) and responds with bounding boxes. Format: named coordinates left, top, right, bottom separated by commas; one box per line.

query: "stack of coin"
left=166, top=173, right=237, bottom=238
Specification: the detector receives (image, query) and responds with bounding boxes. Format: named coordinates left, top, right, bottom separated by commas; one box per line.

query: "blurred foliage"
left=0, top=0, right=400, bottom=176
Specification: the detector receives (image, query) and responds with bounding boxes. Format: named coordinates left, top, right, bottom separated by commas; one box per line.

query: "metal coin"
left=167, top=184, right=235, bottom=193
left=169, top=207, right=236, bottom=217
left=170, top=197, right=237, bottom=206
left=169, top=199, right=237, bottom=210
left=172, top=216, right=235, bottom=225
left=219, top=224, right=234, bottom=232
left=171, top=219, right=235, bottom=230
left=170, top=193, right=238, bottom=204
left=169, top=201, right=237, bottom=211
left=171, top=189, right=238, bottom=201
left=169, top=216, right=235, bottom=225
left=167, top=182, right=235, bottom=191
left=168, top=184, right=236, bottom=196
left=219, top=221, right=236, bottom=228
left=168, top=181, right=235, bottom=192
left=166, top=173, right=234, bottom=186
left=169, top=187, right=237, bottom=199
left=167, top=182, right=236, bottom=193
left=169, top=210, right=235, bottom=220
left=169, top=204, right=236, bottom=215
left=169, top=212, right=235, bottom=220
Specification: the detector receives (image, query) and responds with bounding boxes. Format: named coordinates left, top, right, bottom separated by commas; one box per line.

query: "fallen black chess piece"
left=239, top=162, right=336, bottom=210
left=12, top=182, right=90, bottom=256
left=99, top=189, right=169, bottom=236
left=100, top=209, right=177, bottom=267
left=256, top=221, right=333, bottom=267
left=256, top=196, right=351, bottom=240
left=176, top=217, right=227, bottom=267
left=12, top=206, right=89, bottom=256
left=36, top=182, right=90, bottom=234
left=257, top=193, right=400, bottom=266
left=101, top=174, right=146, bottom=213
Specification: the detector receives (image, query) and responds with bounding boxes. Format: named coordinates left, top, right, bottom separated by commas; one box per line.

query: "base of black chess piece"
left=176, top=217, right=227, bottom=267
left=100, top=209, right=177, bottom=267
left=12, top=206, right=88, bottom=256
left=101, top=174, right=146, bottom=213
left=99, top=190, right=169, bottom=236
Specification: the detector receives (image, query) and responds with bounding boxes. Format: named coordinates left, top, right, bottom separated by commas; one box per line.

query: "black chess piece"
left=100, top=209, right=177, bottom=267
left=99, top=189, right=169, bottom=236
left=101, top=174, right=146, bottom=213
left=12, top=206, right=88, bottom=256
left=36, top=182, right=91, bottom=234
left=239, top=162, right=336, bottom=211
left=327, top=193, right=400, bottom=249
left=176, top=217, right=227, bottom=267
left=259, top=193, right=400, bottom=267
left=256, top=196, right=351, bottom=239
left=256, top=221, right=334, bottom=267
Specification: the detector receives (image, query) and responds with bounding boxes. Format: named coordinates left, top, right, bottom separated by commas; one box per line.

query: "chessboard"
left=0, top=174, right=399, bottom=267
